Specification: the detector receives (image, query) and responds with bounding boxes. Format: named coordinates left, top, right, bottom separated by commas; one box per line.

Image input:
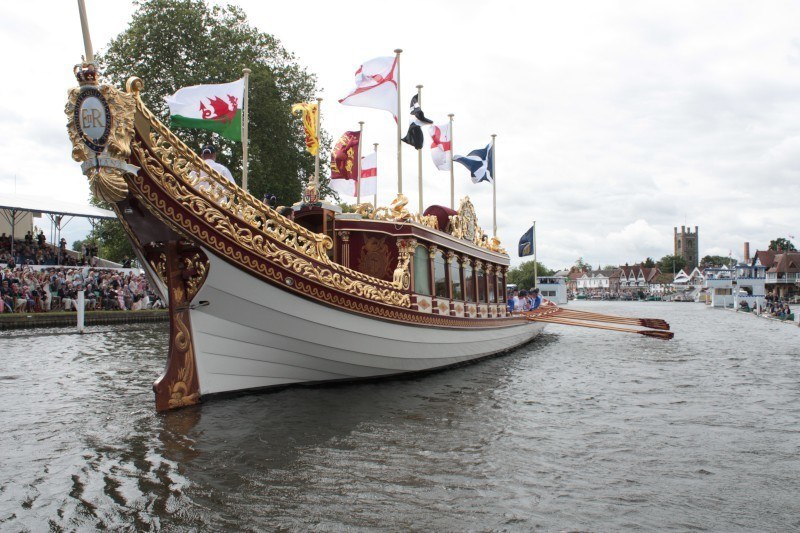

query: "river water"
left=1, top=302, right=798, bottom=531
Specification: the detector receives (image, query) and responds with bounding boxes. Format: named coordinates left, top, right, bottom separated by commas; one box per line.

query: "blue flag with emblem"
left=518, top=225, right=534, bottom=257
left=454, top=143, right=494, bottom=183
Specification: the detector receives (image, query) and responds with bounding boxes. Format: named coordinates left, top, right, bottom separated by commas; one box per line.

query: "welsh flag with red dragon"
left=165, top=78, right=244, bottom=141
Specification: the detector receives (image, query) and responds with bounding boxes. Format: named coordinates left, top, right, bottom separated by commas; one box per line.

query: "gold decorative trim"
left=66, top=84, right=136, bottom=202
left=125, top=84, right=412, bottom=307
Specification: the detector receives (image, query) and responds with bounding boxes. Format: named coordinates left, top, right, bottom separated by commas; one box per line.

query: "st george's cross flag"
left=165, top=79, right=244, bottom=141
left=454, top=143, right=494, bottom=183
left=330, top=131, right=361, bottom=197
left=359, top=151, right=378, bottom=196
left=339, top=56, right=399, bottom=120
left=429, top=122, right=452, bottom=170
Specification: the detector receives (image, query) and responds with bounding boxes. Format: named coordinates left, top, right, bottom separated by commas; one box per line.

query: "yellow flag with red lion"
left=291, top=102, right=319, bottom=156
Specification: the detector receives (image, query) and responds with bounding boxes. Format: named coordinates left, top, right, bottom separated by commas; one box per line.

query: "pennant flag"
left=454, top=143, right=494, bottom=183
left=409, top=94, right=433, bottom=125
left=518, top=226, right=535, bottom=257
left=402, top=123, right=424, bottom=150
left=291, top=102, right=319, bottom=156
left=359, top=151, right=378, bottom=196
left=330, top=131, right=361, bottom=196
left=429, top=122, right=452, bottom=170
left=165, top=79, right=244, bottom=141
left=339, top=56, right=399, bottom=119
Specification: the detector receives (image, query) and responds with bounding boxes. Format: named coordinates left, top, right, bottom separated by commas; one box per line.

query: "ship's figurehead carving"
left=65, top=63, right=139, bottom=203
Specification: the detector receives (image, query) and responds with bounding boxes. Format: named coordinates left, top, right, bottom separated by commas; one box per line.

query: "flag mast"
left=373, top=142, right=379, bottom=208
left=394, top=49, right=403, bottom=196
left=533, top=220, right=538, bottom=288
left=241, top=67, right=251, bottom=192
left=314, top=97, right=322, bottom=191
left=77, top=0, right=95, bottom=63
left=357, top=121, right=364, bottom=205
left=416, top=85, right=424, bottom=213
left=448, top=113, right=454, bottom=209
left=491, top=134, right=497, bottom=237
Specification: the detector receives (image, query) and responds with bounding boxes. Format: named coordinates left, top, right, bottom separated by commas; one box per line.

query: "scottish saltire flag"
left=339, top=56, right=399, bottom=119
left=429, top=122, right=451, bottom=170
left=165, top=79, right=244, bottom=141
left=359, top=151, right=378, bottom=196
left=518, top=226, right=535, bottom=257
left=454, top=143, right=494, bottom=183
left=409, top=94, right=433, bottom=124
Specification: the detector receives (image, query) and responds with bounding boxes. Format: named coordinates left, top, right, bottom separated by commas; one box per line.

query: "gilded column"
left=339, top=231, right=351, bottom=269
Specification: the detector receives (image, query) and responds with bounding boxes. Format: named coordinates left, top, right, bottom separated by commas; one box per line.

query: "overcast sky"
left=2, top=1, right=799, bottom=268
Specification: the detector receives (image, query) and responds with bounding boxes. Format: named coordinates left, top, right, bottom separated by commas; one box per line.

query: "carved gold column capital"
left=339, top=230, right=351, bottom=243
left=474, top=259, right=484, bottom=271
left=446, top=251, right=456, bottom=264
left=428, top=245, right=438, bottom=259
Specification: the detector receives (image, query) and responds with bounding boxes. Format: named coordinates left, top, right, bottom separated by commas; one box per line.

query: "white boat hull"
left=189, top=251, right=544, bottom=396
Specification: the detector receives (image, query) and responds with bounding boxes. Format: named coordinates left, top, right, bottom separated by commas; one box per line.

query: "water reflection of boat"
left=66, top=66, right=544, bottom=411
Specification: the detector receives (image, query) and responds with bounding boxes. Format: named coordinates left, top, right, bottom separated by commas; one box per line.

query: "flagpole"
left=242, top=68, right=251, bottom=192
left=448, top=113, right=454, bottom=210
left=373, top=142, right=379, bottom=208
left=491, top=134, right=497, bottom=237
left=533, top=220, right=538, bottom=288
left=394, top=48, right=403, bottom=196
left=416, top=85, right=423, bottom=214
left=357, top=121, right=364, bottom=205
left=314, top=97, right=322, bottom=191
left=77, top=0, right=95, bottom=63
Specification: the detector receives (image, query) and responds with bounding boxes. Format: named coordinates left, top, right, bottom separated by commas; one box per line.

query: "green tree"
left=642, top=257, right=656, bottom=268
left=768, top=237, right=797, bottom=252
left=100, top=0, right=327, bottom=205
left=700, top=255, right=735, bottom=268
left=507, top=260, right=555, bottom=289
left=658, top=254, right=687, bottom=273
left=574, top=257, right=592, bottom=272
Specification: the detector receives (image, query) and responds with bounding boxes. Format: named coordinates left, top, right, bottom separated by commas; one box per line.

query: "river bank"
left=0, top=309, right=168, bottom=330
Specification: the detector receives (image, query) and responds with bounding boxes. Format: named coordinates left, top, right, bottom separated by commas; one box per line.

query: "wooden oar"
left=526, top=314, right=674, bottom=340
left=547, top=308, right=670, bottom=331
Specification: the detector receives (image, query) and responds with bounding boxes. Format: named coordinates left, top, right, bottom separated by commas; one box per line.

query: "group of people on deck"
left=508, top=288, right=542, bottom=313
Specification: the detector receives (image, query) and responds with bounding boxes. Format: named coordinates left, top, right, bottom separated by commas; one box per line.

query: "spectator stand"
left=0, top=193, right=115, bottom=265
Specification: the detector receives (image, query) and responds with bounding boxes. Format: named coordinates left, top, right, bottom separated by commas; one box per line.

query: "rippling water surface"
left=1, top=302, right=799, bottom=531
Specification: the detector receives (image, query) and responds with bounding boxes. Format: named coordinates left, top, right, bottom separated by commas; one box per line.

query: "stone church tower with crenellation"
left=674, top=225, right=699, bottom=270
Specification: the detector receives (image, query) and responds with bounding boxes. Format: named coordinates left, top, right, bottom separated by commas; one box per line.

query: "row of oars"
left=521, top=304, right=674, bottom=340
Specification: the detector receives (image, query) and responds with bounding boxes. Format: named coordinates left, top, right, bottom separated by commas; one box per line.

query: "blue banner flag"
left=519, top=226, right=535, bottom=257
left=454, top=143, right=494, bottom=183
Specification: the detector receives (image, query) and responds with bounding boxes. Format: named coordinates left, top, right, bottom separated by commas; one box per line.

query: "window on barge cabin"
left=488, top=269, right=496, bottom=302
left=414, top=245, right=431, bottom=295
left=477, top=267, right=487, bottom=303
left=464, top=262, right=476, bottom=302
left=434, top=250, right=448, bottom=298
left=450, top=258, right=463, bottom=300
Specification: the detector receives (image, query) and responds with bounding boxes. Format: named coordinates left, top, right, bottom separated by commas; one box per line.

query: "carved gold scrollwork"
left=66, top=83, right=137, bottom=203
left=125, top=82, right=412, bottom=308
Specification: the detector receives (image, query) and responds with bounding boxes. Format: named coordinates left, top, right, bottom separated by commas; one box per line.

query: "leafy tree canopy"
left=658, top=254, right=687, bottom=273
left=768, top=237, right=797, bottom=252
left=507, top=260, right=555, bottom=289
left=100, top=0, right=329, bottom=205
left=700, top=255, right=736, bottom=268
left=573, top=257, right=592, bottom=272
left=642, top=257, right=656, bottom=268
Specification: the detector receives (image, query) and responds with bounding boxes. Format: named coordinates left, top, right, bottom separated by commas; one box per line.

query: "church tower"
left=674, top=225, right=699, bottom=271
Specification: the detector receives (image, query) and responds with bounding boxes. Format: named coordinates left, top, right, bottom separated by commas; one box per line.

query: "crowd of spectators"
left=0, top=231, right=99, bottom=267
left=0, top=264, right=162, bottom=314
left=761, top=294, right=793, bottom=320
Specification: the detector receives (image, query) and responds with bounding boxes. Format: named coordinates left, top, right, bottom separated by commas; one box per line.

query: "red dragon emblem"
left=199, top=94, right=239, bottom=123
